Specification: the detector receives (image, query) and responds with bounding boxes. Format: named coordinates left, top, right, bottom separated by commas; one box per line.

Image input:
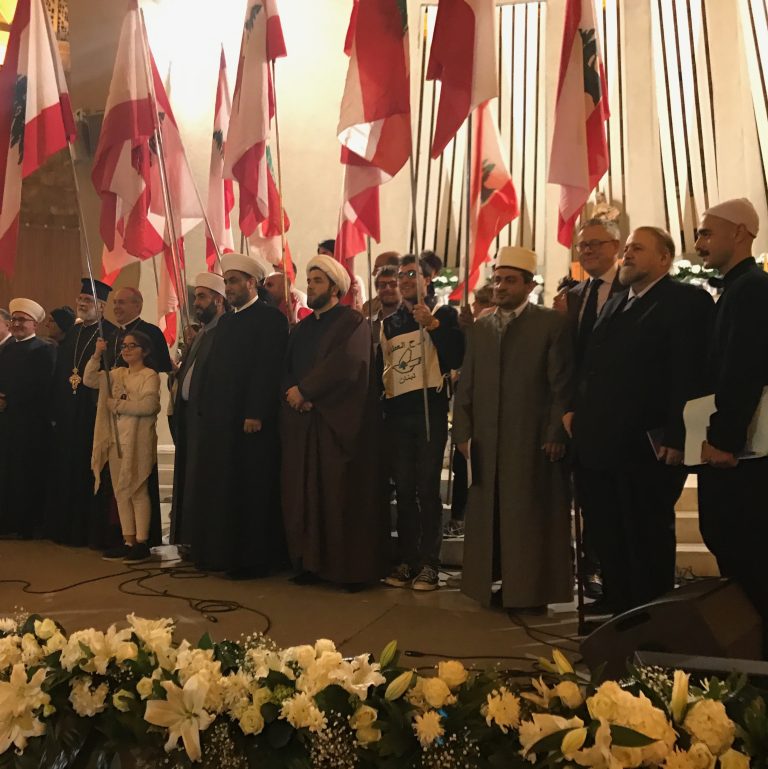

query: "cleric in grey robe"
left=453, top=246, right=573, bottom=609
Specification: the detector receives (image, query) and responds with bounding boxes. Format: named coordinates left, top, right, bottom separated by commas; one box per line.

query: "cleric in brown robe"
left=280, top=255, right=389, bottom=587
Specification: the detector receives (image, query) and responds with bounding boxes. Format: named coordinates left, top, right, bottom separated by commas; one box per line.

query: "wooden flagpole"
left=463, top=112, right=472, bottom=308
left=366, top=235, right=373, bottom=334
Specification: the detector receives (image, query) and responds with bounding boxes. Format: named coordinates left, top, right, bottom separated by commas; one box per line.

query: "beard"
left=195, top=303, right=217, bottom=325
left=308, top=289, right=333, bottom=310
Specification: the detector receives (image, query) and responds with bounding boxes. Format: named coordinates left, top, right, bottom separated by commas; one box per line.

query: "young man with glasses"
left=379, top=254, right=464, bottom=591
left=0, top=299, right=56, bottom=538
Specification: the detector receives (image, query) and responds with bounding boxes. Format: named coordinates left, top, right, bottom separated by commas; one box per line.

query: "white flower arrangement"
left=0, top=613, right=764, bottom=768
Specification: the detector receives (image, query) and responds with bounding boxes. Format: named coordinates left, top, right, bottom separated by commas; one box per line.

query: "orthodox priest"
left=0, top=299, right=56, bottom=538
left=281, top=256, right=389, bottom=587
left=453, top=247, right=573, bottom=610
left=45, top=279, right=117, bottom=546
left=188, top=253, right=289, bottom=578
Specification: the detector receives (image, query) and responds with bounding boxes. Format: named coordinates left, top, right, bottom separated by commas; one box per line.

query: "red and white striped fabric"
left=205, top=47, right=235, bottom=272
left=426, top=0, right=497, bottom=159
left=449, top=101, right=518, bottom=301
left=0, top=0, right=76, bottom=276
left=224, top=0, right=286, bottom=237
left=548, top=0, right=610, bottom=247
left=335, top=0, right=410, bottom=267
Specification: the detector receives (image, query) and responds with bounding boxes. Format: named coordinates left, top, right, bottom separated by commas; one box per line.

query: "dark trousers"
left=699, top=459, right=768, bottom=630
left=573, top=464, right=602, bottom=576
left=451, top=448, right=468, bottom=521
left=577, top=461, right=687, bottom=614
left=385, top=409, right=448, bottom=570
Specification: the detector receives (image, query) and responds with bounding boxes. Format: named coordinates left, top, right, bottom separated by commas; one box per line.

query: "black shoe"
left=583, top=573, right=603, bottom=600
left=102, top=543, right=132, bottom=561
left=124, top=542, right=152, bottom=564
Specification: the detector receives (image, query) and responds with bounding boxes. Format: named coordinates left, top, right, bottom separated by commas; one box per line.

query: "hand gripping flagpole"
left=138, top=9, right=191, bottom=332
left=270, top=60, right=292, bottom=318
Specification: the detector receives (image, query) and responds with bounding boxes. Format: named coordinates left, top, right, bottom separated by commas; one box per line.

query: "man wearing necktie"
left=566, top=227, right=714, bottom=617
left=170, top=273, right=227, bottom=550
left=564, top=219, right=625, bottom=606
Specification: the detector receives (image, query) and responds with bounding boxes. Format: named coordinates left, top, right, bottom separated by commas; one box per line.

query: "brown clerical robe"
left=280, top=305, right=389, bottom=585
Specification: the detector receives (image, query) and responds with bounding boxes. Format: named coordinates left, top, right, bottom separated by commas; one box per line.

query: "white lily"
left=0, top=665, right=49, bottom=754
left=144, top=674, right=215, bottom=762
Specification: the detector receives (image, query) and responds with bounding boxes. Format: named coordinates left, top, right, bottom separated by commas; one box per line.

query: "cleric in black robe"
left=0, top=299, right=56, bottom=538
left=281, top=256, right=389, bottom=587
left=44, top=279, right=117, bottom=547
left=188, top=253, right=289, bottom=578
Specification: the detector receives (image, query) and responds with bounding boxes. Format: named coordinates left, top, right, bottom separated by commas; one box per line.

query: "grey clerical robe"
left=453, top=304, right=573, bottom=608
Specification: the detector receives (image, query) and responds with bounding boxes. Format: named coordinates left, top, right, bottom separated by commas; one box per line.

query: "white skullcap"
left=495, top=246, right=537, bottom=275
left=9, top=298, right=45, bottom=323
left=307, top=254, right=351, bottom=296
left=220, top=252, right=269, bottom=281
left=194, top=272, right=226, bottom=297
left=704, top=198, right=759, bottom=237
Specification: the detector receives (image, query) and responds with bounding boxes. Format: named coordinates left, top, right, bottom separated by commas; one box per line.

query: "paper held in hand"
left=682, top=388, right=768, bottom=465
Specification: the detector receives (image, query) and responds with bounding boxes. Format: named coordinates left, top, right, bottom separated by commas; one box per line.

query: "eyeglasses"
left=576, top=239, right=615, bottom=253
left=120, top=343, right=142, bottom=350
left=10, top=316, right=33, bottom=324
left=376, top=280, right=398, bottom=289
left=397, top=270, right=418, bottom=279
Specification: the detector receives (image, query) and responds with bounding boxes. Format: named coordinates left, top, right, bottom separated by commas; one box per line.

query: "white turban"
left=704, top=198, right=759, bottom=237
left=307, top=254, right=351, bottom=296
left=220, top=252, right=270, bottom=281
left=194, top=272, right=226, bottom=297
left=495, top=246, right=537, bottom=275
left=9, top=298, right=45, bottom=323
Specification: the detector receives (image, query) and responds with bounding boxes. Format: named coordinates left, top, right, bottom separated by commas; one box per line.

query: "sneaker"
left=102, top=543, right=131, bottom=561
left=124, top=542, right=152, bottom=564
left=443, top=519, right=465, bottom=537
left=383, top=563, right=412, bottom=588
left=412, top=565, right=439, bottom=592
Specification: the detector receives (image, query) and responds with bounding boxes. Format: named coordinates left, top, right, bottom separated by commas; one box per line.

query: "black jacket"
left=707, top=257, right=768, bottom=453
left=573, top=275, right=714, bottom=468
left=106, top=318, right=173, bottom=372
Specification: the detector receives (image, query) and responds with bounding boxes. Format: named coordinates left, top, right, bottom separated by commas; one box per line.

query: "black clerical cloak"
left=188, top=299, right=289, bottom=573
left=0, top=337, right=56, bottom=537
left=280, top=306, right=389, bottom=584
left=44, top=320, right=117, bottom=547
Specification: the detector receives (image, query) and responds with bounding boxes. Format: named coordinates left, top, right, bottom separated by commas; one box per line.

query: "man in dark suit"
left=0, top=299, right=56, bottom=538
left=694, top=198, right=768, bottom=648
left=106, top=287, right=173, bottom=372
left=567, top=227, right=714, bottom=615
left=0, top=309, right=12, bottom=357
left=564, top=218, right=625, bottom=603
left=170, top=272, right=227, bottom=550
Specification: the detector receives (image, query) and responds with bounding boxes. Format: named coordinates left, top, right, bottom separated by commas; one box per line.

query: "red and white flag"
left=450, top=101, right=518, bottom=301
left=206, top=47, right=235, bottom=272
left=0, top=0, right=76, bottom=276
left=426, top=0, right=497, bottom=159
left=224, top=0, right=286, bottom=237
left=335, top=0, right=410, bottom=266
left=548, top=0, right=609, bottom=247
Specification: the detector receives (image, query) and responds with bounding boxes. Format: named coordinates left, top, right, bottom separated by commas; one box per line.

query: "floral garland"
left=0, top=613, right=766, bottom=768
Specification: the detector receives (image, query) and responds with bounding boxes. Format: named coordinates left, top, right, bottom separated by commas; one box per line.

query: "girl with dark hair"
left=83, top=330, right=160, bottom=563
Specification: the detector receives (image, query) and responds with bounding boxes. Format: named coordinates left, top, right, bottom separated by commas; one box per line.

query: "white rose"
left=437, top=660, right=468, bottom=690
left=356, top=725, right=382, bottom=744
left=684, top=699, right=735, bottom=756
left=554, top=680, right=584, bottom=709
left=719, top=748, right=751, bottom=769
left=112, top=689, right=135, bottom=713
left=0, top=618, right=18, bottom=634
left=421, top=677, right=455, bottom=709
left=238, top=703, right=265, bottom=736
left=0, top=636, right=22, bottom=670
left=314, top=639, right=336, bottom=656
left=34, top=618, right=58, bottom=641
left=136, top=677, right=155, bottom=700
left=350, top=705, right=377, bottom=730
left=44, top=631, right=67, bottom=655
left=283, top=644, right=316, bottom=670
left=69, top=677, right=109, bottom=717
left=21, top=633, right=44, bottom=665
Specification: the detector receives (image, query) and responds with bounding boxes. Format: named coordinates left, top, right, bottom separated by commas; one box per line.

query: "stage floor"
left=0, top=540, right=581, bottom=671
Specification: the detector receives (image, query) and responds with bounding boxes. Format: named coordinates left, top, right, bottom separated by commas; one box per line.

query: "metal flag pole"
left=463, top=112, right=473, bottom=308
left=138, top=9, right=191, bottom=331
left=66, top=142, right=122, bottom=459
left=408, top=152, right=431, bottom=443
left=270, top=60, right=292, bottom=314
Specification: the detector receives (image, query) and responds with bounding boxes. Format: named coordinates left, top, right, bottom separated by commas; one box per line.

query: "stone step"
left=676, top=543, right=719, bottom=578
left=675, top=484, right=698, bottom=512
left=675, top=511, right=703, bottom=545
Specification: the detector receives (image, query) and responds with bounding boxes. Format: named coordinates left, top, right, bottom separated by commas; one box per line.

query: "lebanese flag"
left=206, top=47, right=235, bottom=272
left=548, top=0, right=609, bottom=247
left=335, top=0, right=410, bottom=267
left=450, top=101, right=518, bottom=301
left=224, top=0, right=286, bottom=237
left=426, top=0, right=497, bottom=159
left=0, top=0, right=76, bottom=276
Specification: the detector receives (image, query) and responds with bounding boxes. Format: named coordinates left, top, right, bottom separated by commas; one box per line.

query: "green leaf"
left=197, top=632, right=214, bottom=650
left=526, top=727, right=572, bottom=756
left=609, top=724, right=657, bottom=747
left=266, top=719, right=295, bottom=749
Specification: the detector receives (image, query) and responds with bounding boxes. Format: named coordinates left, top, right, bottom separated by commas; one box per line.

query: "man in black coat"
left=565, top=218, right=625, bottom=603
left=0, top=308, right=12, bottom=356
left=568, top=227, right=714, bottom=615
left=45, top=279, right=117, bottom=547
left=694, top=198, right=768, bottom=645
left=188, top=253, right=289, bottom=579
left=0, top=299, right=56, bottom=538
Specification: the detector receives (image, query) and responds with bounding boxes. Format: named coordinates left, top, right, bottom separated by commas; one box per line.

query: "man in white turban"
left=695, top=198, right=768, bottom=650
left=170, top=271, right=228, bottom=552
left=186, top=254, right=290, bottom=579
left=0, top=299, right=56, bottom=538
left=279, top=256, right=389, bottom=587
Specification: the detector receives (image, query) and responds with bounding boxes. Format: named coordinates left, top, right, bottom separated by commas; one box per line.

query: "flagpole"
left=138, top=9, right=190, bottom=331
left=463, top=112, right=472, bottom=308
left=65, top=143, right=122, bottom=459
left=366, top=235, right=373, bottom=334
left=270, top=60, right=291, bottom=315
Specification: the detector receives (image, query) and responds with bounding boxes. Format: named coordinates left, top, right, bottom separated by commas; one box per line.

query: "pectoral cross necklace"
left=69, top=324, right=99, bottom=394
